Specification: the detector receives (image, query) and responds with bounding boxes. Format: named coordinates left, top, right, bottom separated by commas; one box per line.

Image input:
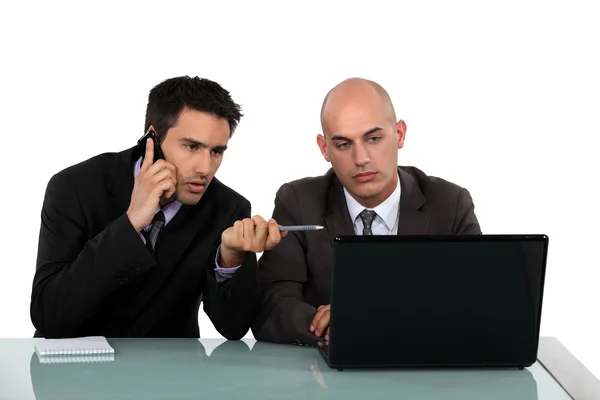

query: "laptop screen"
left=329, top=235, right=548, bottom=367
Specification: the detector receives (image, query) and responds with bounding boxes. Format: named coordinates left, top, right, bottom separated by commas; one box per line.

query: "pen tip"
left=316, top=225, right=324, bottom=230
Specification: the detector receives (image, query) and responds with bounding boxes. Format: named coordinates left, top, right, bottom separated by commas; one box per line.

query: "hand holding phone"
left=127, top=137, right=177, bottom=233
left=137, top=128, right=166, bottom=162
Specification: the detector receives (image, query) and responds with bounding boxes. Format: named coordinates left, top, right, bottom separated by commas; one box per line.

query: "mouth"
left=353, top=172, right=377, bottom=183
left=186, top=180, right=207, bottom=194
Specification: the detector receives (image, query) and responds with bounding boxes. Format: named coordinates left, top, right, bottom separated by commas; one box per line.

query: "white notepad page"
left=34, top=336, right=115, bottom=356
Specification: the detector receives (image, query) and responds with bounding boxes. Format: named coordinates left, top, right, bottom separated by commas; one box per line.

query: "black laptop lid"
left=328, top=235, right=548, bottom=368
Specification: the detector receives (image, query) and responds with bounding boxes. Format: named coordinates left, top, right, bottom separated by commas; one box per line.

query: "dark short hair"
left=144, top=76, right=243, bottom=142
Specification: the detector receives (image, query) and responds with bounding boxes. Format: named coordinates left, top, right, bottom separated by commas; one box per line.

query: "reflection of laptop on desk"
left=318, top=234, right=549, bottom=370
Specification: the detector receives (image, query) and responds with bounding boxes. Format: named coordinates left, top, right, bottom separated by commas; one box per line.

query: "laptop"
left=318, top=234, right=549, bottom=370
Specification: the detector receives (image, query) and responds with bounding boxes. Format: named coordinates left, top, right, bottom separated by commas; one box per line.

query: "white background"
left=1, top=0, right=598, bottom=379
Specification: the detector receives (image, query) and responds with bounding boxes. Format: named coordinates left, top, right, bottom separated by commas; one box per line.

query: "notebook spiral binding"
left=37, top=348, right=113, bottom=356
left=38, top=354, right=115, bottom=364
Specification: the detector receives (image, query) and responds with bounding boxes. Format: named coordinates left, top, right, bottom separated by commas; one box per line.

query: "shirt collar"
left=343, top=173, right=401, bottom=231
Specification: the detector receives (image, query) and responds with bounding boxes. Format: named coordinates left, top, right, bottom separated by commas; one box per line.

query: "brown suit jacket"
left=251, top=166, right=481, bottom=345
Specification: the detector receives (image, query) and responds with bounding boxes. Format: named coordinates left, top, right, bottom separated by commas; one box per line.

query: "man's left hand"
left=219, top=215, right=287, bottom=268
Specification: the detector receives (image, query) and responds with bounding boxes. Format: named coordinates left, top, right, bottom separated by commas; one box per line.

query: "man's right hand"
left=126, top=138, right=177, bottom=233
left=310, top=304, right=331, bottom=342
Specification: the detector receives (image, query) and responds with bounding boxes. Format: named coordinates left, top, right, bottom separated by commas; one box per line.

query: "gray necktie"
left=358, top=209, right=377, bottom=235
left=143, top=211, right=165, bottom=253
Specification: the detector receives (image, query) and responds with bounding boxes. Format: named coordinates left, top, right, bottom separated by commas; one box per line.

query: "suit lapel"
left=324, top=172, right=355, bottom=243
left=155, top=188, right=217, bottom=271
left=135, top=179, right=219, bottom=298
left=128, top=179, right=220, bottom=330
left=397, top=167, right=431, bottom=235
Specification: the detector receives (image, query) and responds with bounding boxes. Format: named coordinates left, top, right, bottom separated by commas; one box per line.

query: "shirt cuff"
left=214, top=245, right=241, bottom=283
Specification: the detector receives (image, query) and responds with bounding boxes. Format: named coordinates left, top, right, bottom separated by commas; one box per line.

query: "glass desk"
left=0, top=336, right=598, bottom=399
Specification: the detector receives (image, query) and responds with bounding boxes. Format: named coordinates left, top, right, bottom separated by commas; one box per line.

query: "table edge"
left=537, top=336, right=600, bottom=400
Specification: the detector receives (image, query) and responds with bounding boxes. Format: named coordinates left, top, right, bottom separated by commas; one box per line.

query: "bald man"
left=251, top=78, right=481, bottom=346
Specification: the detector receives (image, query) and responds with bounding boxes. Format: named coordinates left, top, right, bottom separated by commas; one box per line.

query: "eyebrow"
left=179, top=137, right=228, bottom=152
left=330, top=127, right=383, bottom=142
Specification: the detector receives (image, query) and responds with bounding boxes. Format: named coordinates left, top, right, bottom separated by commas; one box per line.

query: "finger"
left=163, top=164, right=177, bottom=187
left=146, top=159, right=169, bottom=176
left=158, top=178, right=176, bottom=198
left=162, top=161, right=177, bottom=178
left=311, top=306, right=328, bottom=331
left=141, top=138, right=154, bottom=171
left=252, top=215, right=268, bottom=225
left=153, top=166, right=177, bottom=188
left=221, top=226, right=234, bottom=247
left=149, top=161, right=176, bottom=182
left=269, top=218, right=287, bottom=238
left=310, top=305, right=330, bottom=333
left=221, top=223, right=239, bottom=251
left=264, top=219, right=282, bottom=250
left=163, top=178, right=177, bottom=198
left=242, top=218, right=254, bottom=241
left=251, top=215, right=268, bottom=248
left=147, top=161, right=176, bottom=185
left=151, top=169, right=175, bottom=186
left=314, top=309, right=330, bottom=337
left=232, top=220, right=244, bottom=247
left=325, top=327, right=330, bottom=342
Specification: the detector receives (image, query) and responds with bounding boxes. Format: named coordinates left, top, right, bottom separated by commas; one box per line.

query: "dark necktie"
left=142, top=211, right=165, bottom=253
left=358, top=209, right=377, bottom=235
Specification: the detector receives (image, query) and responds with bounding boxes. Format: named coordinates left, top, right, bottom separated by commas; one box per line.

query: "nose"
left=194, top=150, right=212, bottom=176
left=353, top=142, right=370, bottom=167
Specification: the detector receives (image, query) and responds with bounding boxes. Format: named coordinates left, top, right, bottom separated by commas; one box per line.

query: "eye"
left=186, top=144, right=198, bottom=151
left=211, top=149, right=224, bottom=156
left=367, top=136, right=381, bottom=143
left=336, top=142, right=350, bottom=150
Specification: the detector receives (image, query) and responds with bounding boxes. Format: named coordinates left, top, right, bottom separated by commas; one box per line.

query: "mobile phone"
left=137, top=128, right=165, bottom=163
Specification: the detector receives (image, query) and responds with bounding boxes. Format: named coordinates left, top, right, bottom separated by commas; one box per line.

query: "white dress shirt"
left=343, top=175, right=401, bottom=235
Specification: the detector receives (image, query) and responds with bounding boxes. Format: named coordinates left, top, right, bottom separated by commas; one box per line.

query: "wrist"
left=219, top=244, right=247, bottom=268
left=126, top=210, right=144, bottom=233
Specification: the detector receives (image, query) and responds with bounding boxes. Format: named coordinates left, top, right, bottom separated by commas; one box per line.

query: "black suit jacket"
left=252, top=166, right=482, bottom=345
left=31, top=146, right=259, bottom=339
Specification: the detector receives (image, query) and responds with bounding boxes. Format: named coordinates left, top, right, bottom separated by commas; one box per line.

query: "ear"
left=396, top=120, right=407, bottom=149
left=316, top=134, right=331, bottom=162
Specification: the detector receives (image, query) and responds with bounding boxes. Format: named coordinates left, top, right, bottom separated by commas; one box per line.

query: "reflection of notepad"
left=34, top=336, right=114, bottom=357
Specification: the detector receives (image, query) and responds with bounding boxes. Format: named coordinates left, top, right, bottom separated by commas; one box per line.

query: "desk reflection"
left=29, top=339, right=538, bottom=399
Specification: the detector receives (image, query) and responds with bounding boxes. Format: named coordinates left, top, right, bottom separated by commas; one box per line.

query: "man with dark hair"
left=31, top=76, right=283, bottom=339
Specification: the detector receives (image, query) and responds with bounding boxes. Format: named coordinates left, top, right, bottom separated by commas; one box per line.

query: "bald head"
left=315, top=77, right=406, bottom=209
left=320, top=78, right=397, bottom=135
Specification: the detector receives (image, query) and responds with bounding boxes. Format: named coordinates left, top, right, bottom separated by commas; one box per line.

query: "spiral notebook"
left=34, top=336, right=114, bottom=360
left=37, top=353, right=115, bottom=364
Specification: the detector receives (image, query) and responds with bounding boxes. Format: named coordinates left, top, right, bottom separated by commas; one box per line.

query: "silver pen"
left=279, top=225, right=324, bottom=231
